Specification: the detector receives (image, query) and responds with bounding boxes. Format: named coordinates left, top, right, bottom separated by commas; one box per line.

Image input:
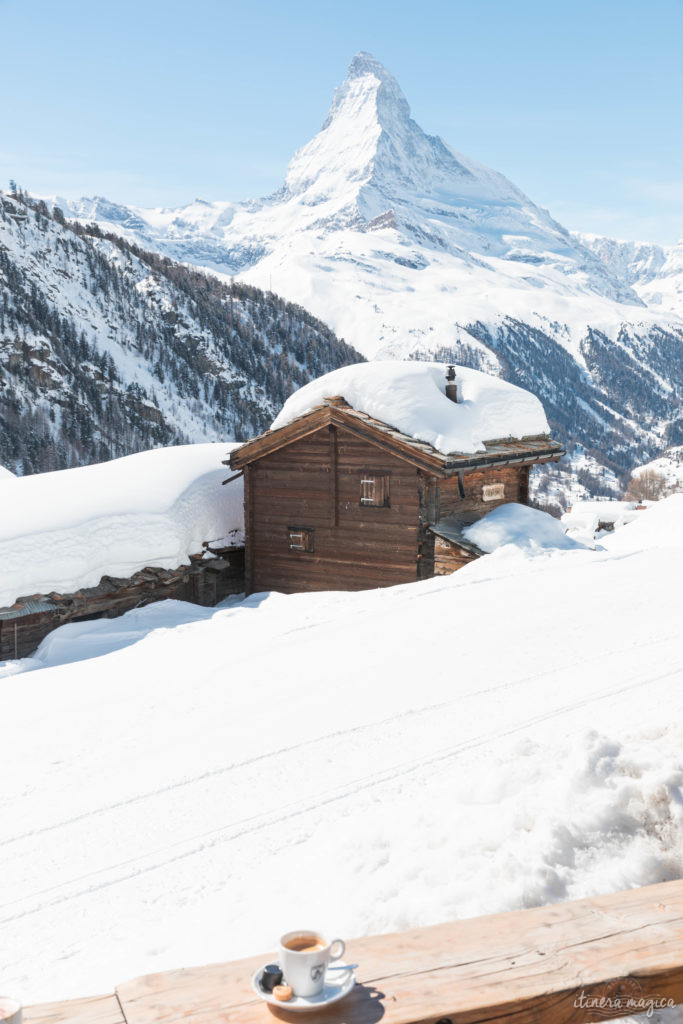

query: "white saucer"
left=252, top=963, right=355, bottom=1013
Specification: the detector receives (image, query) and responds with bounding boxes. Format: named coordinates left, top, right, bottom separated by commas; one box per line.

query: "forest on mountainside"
left=0, top=186, right=362, bottom=474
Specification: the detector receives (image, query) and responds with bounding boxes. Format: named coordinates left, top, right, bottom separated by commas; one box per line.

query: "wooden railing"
left=24, top=877, right=683, bottom=1024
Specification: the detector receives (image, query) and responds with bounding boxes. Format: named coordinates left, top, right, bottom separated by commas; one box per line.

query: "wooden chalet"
left=228, top=382, right=565, bottom=594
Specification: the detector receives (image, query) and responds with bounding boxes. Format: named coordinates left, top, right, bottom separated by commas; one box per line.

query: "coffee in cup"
left=279, top=930, right=345, bottom=998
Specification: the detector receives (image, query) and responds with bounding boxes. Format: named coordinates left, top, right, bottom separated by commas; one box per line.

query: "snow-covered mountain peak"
left=346, top=50, right=395, bottom=81
left=50, top=53, right=677, bottom=370
left=284, top=51, right=478, bottom=209
left=326, top=50, right=413, bottom=130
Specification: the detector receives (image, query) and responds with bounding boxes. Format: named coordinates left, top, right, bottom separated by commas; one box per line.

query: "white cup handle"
left=329, top=938, right=345, bottom=962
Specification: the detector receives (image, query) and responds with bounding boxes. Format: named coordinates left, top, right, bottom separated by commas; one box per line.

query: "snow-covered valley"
left=2, top=496, right=682, bottom=1012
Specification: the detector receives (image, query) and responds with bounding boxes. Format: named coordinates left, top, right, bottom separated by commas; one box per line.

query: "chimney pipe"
left=445, top=364, right=459, bottom=403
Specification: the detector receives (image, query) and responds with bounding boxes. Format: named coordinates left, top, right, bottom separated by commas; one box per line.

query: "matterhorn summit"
left=58, top=50, right=646, bottom=323
left=284, top=51, right=478, bottom=205
left=281, top=52, right=593, bottom=251
left=56, top=52, right=683, bottom=493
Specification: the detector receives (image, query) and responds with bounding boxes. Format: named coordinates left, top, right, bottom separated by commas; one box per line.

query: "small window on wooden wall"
left=360, top=473, right=390, bottom=507
left=287, top=526, right=314, bottom=552
left=482, top=482, right=505, bottom=502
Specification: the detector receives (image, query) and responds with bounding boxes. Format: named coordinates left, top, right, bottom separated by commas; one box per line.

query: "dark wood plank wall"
left=438, top=465, right=525, bottom=524
left=249, top=426, right=421, bottom=593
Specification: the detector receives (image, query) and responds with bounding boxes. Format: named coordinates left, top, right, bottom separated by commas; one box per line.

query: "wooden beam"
left=227, top=402, right=563, bottom=477
left=244, top=464, right=254, bottom=595
left=112, top=878, right=683, bottom=1024
left=24, top=994, right=125, bottom=1024
left=228, top=408, right=333, bottom=469
left=22, top=879, right=683, bottom=1024
left=329, top=423, right=338, bottom=527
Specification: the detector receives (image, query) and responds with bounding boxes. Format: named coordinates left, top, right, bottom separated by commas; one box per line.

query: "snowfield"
left=271, top=361, right=549, bottom=455
left=0, top=444, right=242, bottom=607
left=1, top=497, right=683, bottom=1015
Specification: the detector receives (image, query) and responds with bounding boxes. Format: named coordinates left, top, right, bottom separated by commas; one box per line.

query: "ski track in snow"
left=2, top=498, right=683, bottom=1024
left=0, top=625, right=675, bottom=856
left=2, top=656, right=679, bottom=931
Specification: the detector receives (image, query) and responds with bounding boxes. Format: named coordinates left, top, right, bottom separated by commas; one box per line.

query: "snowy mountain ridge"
left=48, top=52, right=683, bottom=505
left=53, top=52, right=651, bottom=332
left=577, top=232, right=683, bottom=318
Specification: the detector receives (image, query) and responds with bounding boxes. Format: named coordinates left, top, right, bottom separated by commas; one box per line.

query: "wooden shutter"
left=287, top=526, right=314, bottom=552
left=359, top=473, right=390, bottom=507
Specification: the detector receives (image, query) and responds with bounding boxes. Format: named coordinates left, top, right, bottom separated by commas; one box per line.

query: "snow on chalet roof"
left=463, top=503, right=586, bottom=554
left=0, top=444, right=243, bottom=609
left=271, top=362, right=550, bottom=455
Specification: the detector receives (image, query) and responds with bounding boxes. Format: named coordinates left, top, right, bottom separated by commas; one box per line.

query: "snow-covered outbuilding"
left=228, top=362, right=565, bottom=592
left=561, top=500, right=647, bottom=543
left=0, top=445, right=245, bottom=660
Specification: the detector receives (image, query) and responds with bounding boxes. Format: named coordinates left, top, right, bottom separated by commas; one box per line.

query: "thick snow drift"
left=602, top=493, right=683, bottom=553
left=1, top=497, right=683, bottom=1011
left=463, top=503, right=584, bottom=553
left=0, top=444, right=242, bottom=607
left=0, top=464, right=15, bottom=481
left=271, top=362, right=549, bottom=455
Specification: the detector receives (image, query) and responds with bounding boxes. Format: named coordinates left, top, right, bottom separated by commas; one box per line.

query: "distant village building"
left=228, top=363, right=565, bottom=593
left=561, top=500, right=648, bottom=543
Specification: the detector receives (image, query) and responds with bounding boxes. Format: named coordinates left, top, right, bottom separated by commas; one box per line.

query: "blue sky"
left=1, top=0, right=682, bottom=243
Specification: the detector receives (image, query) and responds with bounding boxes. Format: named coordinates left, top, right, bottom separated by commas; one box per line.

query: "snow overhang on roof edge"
left=226, top=403, right=566, bottom=473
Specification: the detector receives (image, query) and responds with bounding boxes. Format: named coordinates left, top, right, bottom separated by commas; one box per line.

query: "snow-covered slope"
left=53, top=53, right=683, bottom=502
left=0, top=192, right=361, bottom=474
left=1, top=497, right=682, bottom=1011
left=633, top=445, right=683, bottom=491
left=0, top=444, right=242, bottom=607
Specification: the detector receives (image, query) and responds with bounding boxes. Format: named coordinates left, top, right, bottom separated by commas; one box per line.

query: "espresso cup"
left=279, top=930, right=345, bottom=998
